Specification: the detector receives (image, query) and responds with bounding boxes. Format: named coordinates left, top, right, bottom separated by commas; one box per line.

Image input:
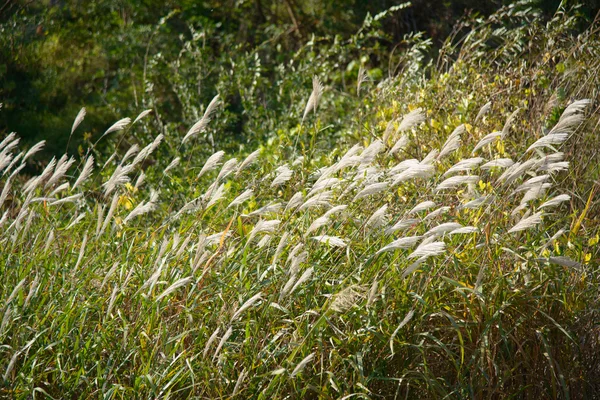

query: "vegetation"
left=1, top=1, right=600, bottom=399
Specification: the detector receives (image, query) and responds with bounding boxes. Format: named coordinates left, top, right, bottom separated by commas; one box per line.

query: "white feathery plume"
left=385, top=218, right=418, bottom=235
left=183, top=94, right=221, bottom=143
left=330, top=285, right=365, bottom=313
left=360, top=140, right=385, bottom=164
left=382, top=120, right=396, bottom=143
left=443, top=157, right=484, bottom=177
left=421, top=149, right=439, bottom=165
left=0, top=211, right=8, bottom=228
left=462, top=195, right=494, bottom=209
left=536, top=152, right=564, bottom=167
left=287, top=243, right=305, bottom=265
left=435, top=175, right=479, bottom=191
left=302, top=76, right=324, bottom=122
left=354, top=182, right=388, bottom=200
left=285, top=192, right=304, bottom=213
left=2, top=151, right=21, bottom=175
left=548, top=99, right=590, bottom=135
left=499, top=158, right=537, bottom=186
left=357, top=66, right=370, bottom=96
left=46, top=156, right=75, bottom=188
left=409, top=241, right=445, bottom=259
left=205, top=231, right=231, bottom=246
left=236, top=149, right=260, bottom=176
left=216, top=158, right=238, bottom=181
left=95, top=204, right=105, bottom=236
left=308, top=177, right=340, bottom=197
left=272, top=232, right=290, bottom=265
left=198, top=150, right=225, bottom=178
left=397, top=108, right=425, bottom=132
left=501, top=108, right=519, bottom=138
left=99, top=194, right=119, bottom=236
left=560, top=99, right=590, bottom=119
left=232, top=369, right=248, bottom=397
left=102, top=164, right=134, bottom=196
left=132, top=109, right=153, bottom=125
left=514, top=175, right=550, bottom=193
left=155, top=277, right=192, bottom=302
left=228, top=189, right=253, bottom=209
left=288, top=267, right=314, bottom=297
left=390, top=310, right=415, bottom=356
left=438, top=125, right=464, bottom=159
left=206, top=183, right=226, bottom=208
left=390, top=159, right=419, bottom=174
left=134, top=171, right=146, bottom=190
left=449, top=226, right=479, bottom=234
left=257, top=234, right=271, bottom=249
left=390, top=164, right=435, bottom=186
left=231, top=292, right=263, bottom=321
left=311, top=235, right=347, bottom=248
left=538, top=194, right=570, bottom=209
left=481, top=158, right=514, bottom=170
left=0, top=133, right=17, bottom=152
left=48, top=193, right=83, bottom=206
left=475, top=101, right=491, bottom=123
left=408, top=201, right=436, bottom=215
left=423, top=206, right=450, bottom=221
left=212, top=326, right=233, bottom=362
left=72, top=156, right=94, bottom=191
left=164, top=157, right=180, bottom=175
left=65, top=212, right=86, bottom=230
left=298, top=191, right=332, bottom=211
left=131, top=134, right=163, bottom=167
left=365, top=204, right=388, bottom=230
left=271, top=165, right=293, bottom=187
left=547, top=256, right=581, bottom=269
left=290, top=353, right=315, bottom=377
left=123, top=190, right=159, bottom=224
left=526, top=132, right=569, bottom=152
left=367, top=279, right=378, bottom=307
left=540, top=161, right=569, bottom=173
left=103, top=117, right=131, bottom=137
left=49, top=182, right=70, bottom=197
left=376, top=236, right=422, bottom=254
left=323, top=204, right=347, bottom=218
left=44, top=230, right=54, bottom=252
left=102, top=153, right=117, bottom=170
left=248, top=202, right=283, bottom=217
left=389, top=134, right=409, bottom=155
left=508, top=211, right=543, bottom=233
left=472, top=131, right=501, bottom=154
left=425, top=222, right=463, bottom=237
left=0, top=178, right=11, bottom=209
left=22, top=141, right=44, bottom=162
left=203, top=327, right=221, bottom=358
left=71, top=107, right=86, bottom=134
left=247, top=219, right=281, bottom=244
left=304, top=205, right=347, bottom=237
left=121, top=144, right=140, bottom=164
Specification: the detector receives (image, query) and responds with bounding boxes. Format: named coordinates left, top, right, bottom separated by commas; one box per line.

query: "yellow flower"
left=587, top=234, right=599, bottom=246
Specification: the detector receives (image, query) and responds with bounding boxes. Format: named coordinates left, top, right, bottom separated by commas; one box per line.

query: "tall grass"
left=1, top=4, right=600, bottom=399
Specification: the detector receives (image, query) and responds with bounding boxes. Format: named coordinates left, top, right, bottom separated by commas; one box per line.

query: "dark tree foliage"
left=0, top=0, right=598, bottom=160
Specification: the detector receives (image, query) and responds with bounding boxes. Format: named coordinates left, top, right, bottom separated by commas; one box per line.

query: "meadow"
left=1, top=3, right=600, bottom=399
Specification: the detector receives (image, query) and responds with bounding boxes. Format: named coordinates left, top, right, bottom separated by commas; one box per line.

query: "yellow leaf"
left=496, top=140, right=505, bottom=155
left=118, top=195, right=134, bottom=210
